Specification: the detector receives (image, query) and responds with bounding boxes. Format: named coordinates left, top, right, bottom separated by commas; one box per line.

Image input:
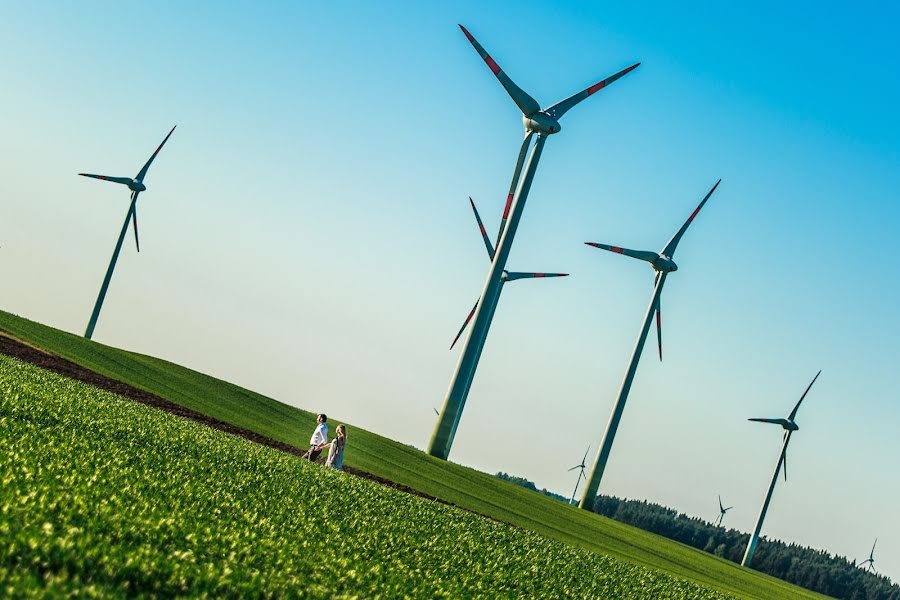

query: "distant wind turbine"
left=428, top=25, right=640, bottom=461
left=715, top=495, right=733, bottom=527
left=741, top=370, right=822, bottom=567
left=568, top=446, right=590, bottom=505
left=79, top=126, right=176, bottom=339
left=578, top=180, right=721, bottom=510
left=857, top=539, right=877, bottom=573
left=448, top=197, right=568, bottom=350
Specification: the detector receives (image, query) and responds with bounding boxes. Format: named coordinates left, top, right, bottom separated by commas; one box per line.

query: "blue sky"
left=2, top=1, right=898, bottom=580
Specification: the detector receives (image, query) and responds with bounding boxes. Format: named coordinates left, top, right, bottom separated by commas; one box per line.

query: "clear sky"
left=2, top=0, right=898, bottom=581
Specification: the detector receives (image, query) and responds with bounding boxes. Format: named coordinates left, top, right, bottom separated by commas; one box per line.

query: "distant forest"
left=495, top=473, right=899, bottom=600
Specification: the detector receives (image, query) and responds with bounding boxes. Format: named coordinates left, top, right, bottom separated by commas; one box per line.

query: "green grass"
left=1, top=355, right=734, bottom=598
left=0, top=310, right=824, bottom=599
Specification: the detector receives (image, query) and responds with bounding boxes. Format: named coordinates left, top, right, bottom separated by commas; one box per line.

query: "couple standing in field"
left=304, top=414, right=346, bottom=470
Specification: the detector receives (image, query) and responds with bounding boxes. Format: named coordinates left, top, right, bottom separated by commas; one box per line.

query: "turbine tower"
left=578, top=180, right=721, bottom=509
left=79, top=126, right=176, bottom=339
left=741, top=370, right=822, bottom=567
left=857, top=539, right=877, bottom=573
left=568, top=446, right=590, bottom=505
left=715, top=495, right=733, bottom=527
left=449, top=197, right=568, bottom=350
left=428, top=25, right=640, bottom=460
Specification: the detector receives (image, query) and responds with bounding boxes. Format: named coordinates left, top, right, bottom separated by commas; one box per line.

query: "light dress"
left=325, top=436, right=344, bottom=470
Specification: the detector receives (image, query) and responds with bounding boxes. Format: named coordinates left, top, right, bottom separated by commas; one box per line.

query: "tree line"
left=495, top=473, right=898, bottom=600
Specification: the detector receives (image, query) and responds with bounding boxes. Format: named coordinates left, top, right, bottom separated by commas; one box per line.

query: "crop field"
left=0, top=310, right=823, bottom=598
left=0, top=354, right=739, bottom=598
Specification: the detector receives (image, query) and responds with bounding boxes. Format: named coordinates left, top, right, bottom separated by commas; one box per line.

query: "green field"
left=0, top=310, right=823, bottom=598
left=1, top=355, right=735, bottom=598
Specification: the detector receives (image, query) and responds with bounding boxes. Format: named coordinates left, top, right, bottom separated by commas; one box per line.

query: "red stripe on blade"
left=485, top=56, right=501, bottom=75
left=502, top=194, right=513, bottom=218
left=587, top=81, right=607, bottom=95
left=611, top=246, right=624, bottom=254
left=588, top=63, right=640, bottom=95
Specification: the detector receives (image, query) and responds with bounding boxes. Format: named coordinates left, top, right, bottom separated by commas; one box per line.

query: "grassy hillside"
left=1, top=355, right=735, bottom=598
left=0, top=310, right=823, bottom=599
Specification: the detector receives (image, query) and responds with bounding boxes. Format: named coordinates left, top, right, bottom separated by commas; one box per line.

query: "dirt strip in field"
left=0, top=331, right=507, bottom=524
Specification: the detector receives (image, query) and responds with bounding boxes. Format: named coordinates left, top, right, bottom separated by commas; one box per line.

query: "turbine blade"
left=581, top=445, right=590, bottom=465
left=788, top=370, right=822, bottom=421
left=78, top=174, right=134, bottom=186
left=135, top=125, right=176, bottom=182
left=661, top=179, right=721, bottom=258
left=783, top=445, right=788, bottom=481
left=458, top=25, right=541, bottom=116
left=567, top=464, right=581, bottom=471
left=131, top=196, right=140, bottom=253
left=504, top=272, right=569, bottom=282
left=584, top=242, right=658, bottom=264
left=468, top=197, right=495, bottom=261
left=718, top=495, right=724, bottom=512
left=433, top=407, right=439, bottom=416
left=497, top=132, right=534, bottom=246
left=748, top=418, right=789, bottom=426
left=655, top=295, right=663, bottom=361
left=450, top=299, right=479, bottom=349
left=546, top=62, right=641, bottom=119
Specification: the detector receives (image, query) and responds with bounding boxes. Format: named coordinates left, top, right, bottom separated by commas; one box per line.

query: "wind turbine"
left=568, top=446, right=590, bottom=505
left=857, top=539, right=877, bottom=573
left=428, top=25, right=640, bottom=460
left=449, top=197, right=568, bottom=350
left=79, top=126, right=176, bottom=339
left=715, top=495, right=733, bottom=527
left=578, top=180, right=721, bottom=509
left=741, top=370, right=822, bottom=567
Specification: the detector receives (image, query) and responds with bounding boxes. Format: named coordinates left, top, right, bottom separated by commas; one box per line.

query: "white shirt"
left=310, top=422, right=328, bottom=446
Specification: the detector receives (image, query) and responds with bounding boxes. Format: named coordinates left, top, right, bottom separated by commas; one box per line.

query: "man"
left=305, top=414, right=328, bottom=462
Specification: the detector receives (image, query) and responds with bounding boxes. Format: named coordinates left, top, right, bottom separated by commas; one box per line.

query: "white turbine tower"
left=567, top=446, right=590, bottom=505
left=742, top=370, right=821, bottom=567
left=857, top=539, right=877, bottom=573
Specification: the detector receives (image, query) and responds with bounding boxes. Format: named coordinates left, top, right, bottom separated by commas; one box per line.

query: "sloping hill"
left=0, top=309, right=824, bottom=599
left=1, top=355, right=736, bottom=598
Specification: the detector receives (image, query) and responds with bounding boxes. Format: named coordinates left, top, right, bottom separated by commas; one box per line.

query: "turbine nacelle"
left=653, top=255, right=678, bottom=272
left=128, top=180, right=147, bottom=193
left=523, top=112, right=561, bottom=135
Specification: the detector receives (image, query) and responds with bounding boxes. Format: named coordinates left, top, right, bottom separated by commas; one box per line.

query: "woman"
left=324, top=424, right=346, bottom=470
